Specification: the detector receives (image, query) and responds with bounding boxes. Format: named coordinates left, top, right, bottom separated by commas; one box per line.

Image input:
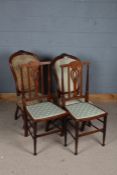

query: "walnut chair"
left=20, top=61, right=68, bottom=155
left=52, top=54, right=108, bottom=155
left=52, top=53, right=91, bottom=131
left=9, top=50, right=40, bottom=136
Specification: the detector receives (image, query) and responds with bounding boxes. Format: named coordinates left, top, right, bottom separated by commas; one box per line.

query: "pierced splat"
left=69, top=61, right=82, bottom=97
left=61, top=60, right=83, bottom=100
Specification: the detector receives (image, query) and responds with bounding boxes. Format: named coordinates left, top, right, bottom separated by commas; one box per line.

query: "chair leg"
left=63, top=118, right=67, bottom=147
left=102, top=115, right=107, bottom=146
left=80, top=121, right=86, bottom=131
left=60, top=118, right=64, bottom=137
left=45, top=120, right=51, bottom=131
left=75, top=122, right=79, bottom=155
left=15, top=105, right=20, bottom=120
left=80, top=121, right=92, bottom=131
left=22, top=111, right=28, bottom=137
left=87, top=121, right=92, bottom=127
left=33, top=122, right=37, bottom=155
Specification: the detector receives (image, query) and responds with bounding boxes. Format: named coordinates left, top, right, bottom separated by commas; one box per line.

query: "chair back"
left=61, top=60, right=90, bottom=105
left=52, top=53, right=90, bottom=106
left=52, top=53, right=79, bottom=93
left=19, top=61, right=52, bottom=104
left=9, top=50, right=40, bottom=94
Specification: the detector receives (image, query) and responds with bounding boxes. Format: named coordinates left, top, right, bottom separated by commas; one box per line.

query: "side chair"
left=9, top=50, right=40, bottom=136
left=52, top=54, right=108, bottom=155
left=20, top=61, right=68, bottom=155
left=52, top=53, right=90, bottom=131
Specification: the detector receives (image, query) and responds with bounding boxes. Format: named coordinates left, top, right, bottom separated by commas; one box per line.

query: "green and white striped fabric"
left=26, top=102, right=66, bottom=119
left=65, top=102, right=105, bottom=120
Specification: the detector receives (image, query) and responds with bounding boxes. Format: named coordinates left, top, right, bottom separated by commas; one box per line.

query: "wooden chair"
left=52, top=54, right=108, bottom=155
left=9, top=50, right=40, bottom=136
left=20, top=61, right=68, bottom=155
left=52, top=53, right=90, bottom=131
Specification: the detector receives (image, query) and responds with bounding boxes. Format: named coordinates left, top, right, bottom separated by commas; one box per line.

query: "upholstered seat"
left=26, top=102, right=66, bottom=120
left=65, top=102, right=105, bottom=120
left=58, top=94, right=92, bottom=106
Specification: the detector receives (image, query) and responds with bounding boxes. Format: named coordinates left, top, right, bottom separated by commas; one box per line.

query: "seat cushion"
left=16, top=94, right=41, bottom=109
left=65, top=102, right=105, bottom=120
left=58, top=96, right=93, bottom=106
left=26, top=102, right=66, bottom=120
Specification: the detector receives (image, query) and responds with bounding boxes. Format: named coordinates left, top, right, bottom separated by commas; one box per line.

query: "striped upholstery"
left=26, top=102, right=66, bottom=120
left=55, top=56, right=76, bottom=92
left=65, top=102, right=105, bottom=120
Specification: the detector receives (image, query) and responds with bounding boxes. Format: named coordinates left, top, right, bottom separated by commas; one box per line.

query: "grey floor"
left=0, top=101, right=117, bottom=175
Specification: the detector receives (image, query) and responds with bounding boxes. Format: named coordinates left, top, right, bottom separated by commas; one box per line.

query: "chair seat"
left=59, top=96, right=93, bottom=106
left=26, top=102, right=66, bottom=120
left=65, top=102, right=105, bottom=120
left=17, top=95, right=40, bottom=109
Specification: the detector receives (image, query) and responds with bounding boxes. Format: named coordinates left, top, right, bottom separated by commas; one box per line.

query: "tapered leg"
left=102, top=115, right=107, bottom=146
left=15, top=105, right=19, bottom=120
left=75, top=121, right=79, bottom=155
left=60, top=118, right=65, bottom=137
left=45, top=120, right=51, bottom=131
left=33, top=122, right=37, bottom=155
left=80, top=121, right=86, bottom=131
left=63, top=118, right=67, bottom=147
left=23, top=112, right=28, bottom=137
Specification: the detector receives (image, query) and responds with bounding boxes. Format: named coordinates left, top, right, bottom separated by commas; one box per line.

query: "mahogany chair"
left=19, top=61, right=68, bottom=155
left=52, top=53, right=78, bottom=105
left=52, top=54, right=108, bottom=155
left=52, top=53, right=90, bottom=131
left=9, top=50, right=40, bottom=136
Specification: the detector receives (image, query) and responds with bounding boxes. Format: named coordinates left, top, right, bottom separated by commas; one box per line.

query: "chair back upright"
left=20, top=61, right=52, bottom=104
left=61, top=60, right=90, bottom=106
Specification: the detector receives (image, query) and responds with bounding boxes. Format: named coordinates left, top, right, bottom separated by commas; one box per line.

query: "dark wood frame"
left=61, top=60, right=108, bottom=155
left=20, top=61, right=68, bottom=155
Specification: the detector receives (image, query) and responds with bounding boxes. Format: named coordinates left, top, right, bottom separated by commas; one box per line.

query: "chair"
left=52, top=54, right=108, bottom=155
left=20, top=61, right=68, bottom=155
left=52, top=53, right=79, bottom=105
left=9, top=50, right=40, bottom=136
left=52, top=53, right=90, bottom=131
